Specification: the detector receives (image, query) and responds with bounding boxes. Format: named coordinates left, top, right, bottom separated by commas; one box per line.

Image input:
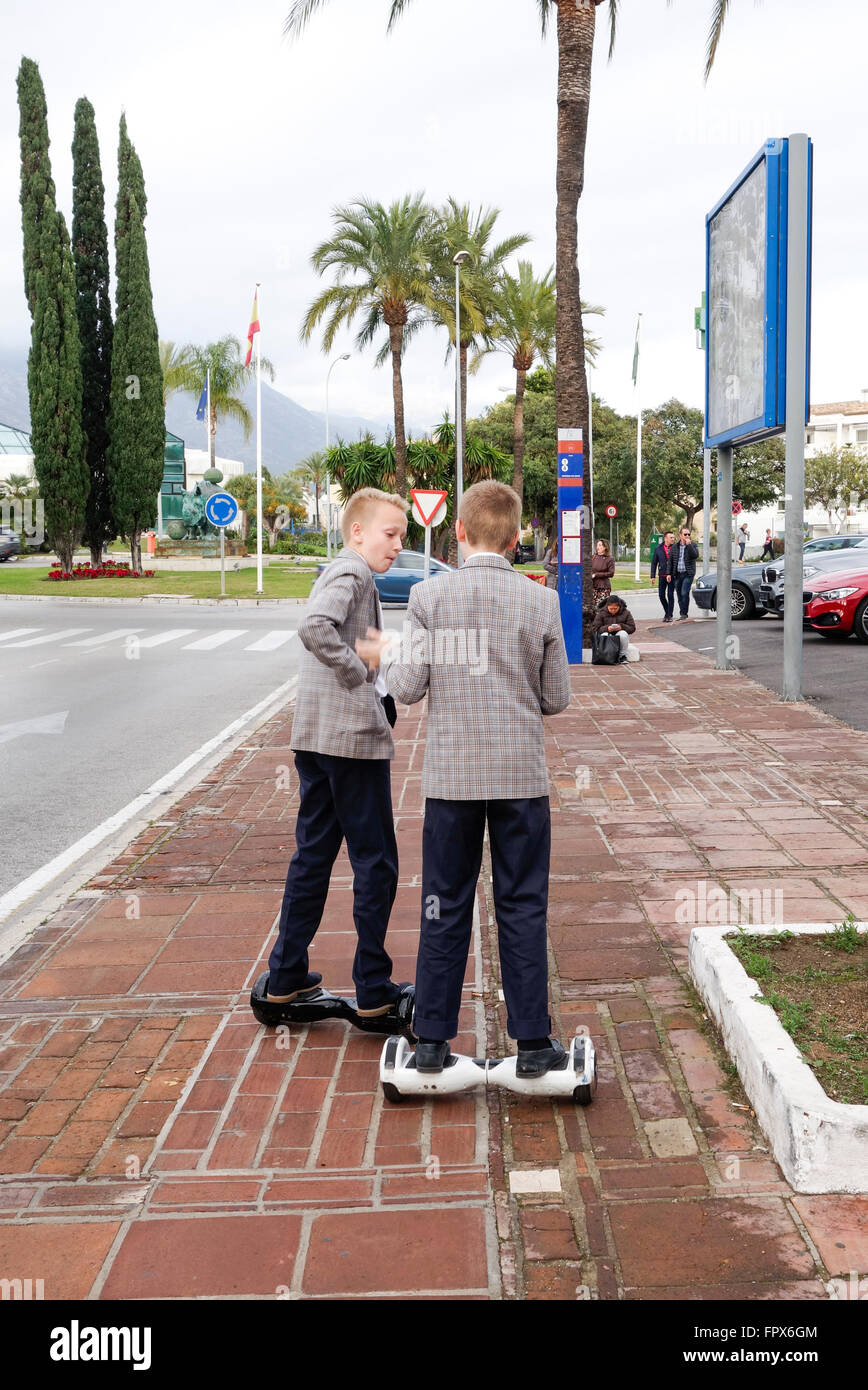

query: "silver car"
left=759, top=534, right=868, bottom=615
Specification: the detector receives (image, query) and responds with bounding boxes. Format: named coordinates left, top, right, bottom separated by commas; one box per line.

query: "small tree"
left=805, top=446, right=868, bottom=532
left=177, top=336, right=275, bottom=468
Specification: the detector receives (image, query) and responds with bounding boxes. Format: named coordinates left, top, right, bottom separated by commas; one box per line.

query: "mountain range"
left=0, top=347, right=406, bottom=473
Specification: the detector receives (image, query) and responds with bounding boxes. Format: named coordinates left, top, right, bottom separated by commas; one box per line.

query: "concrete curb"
left=0, top=593, right=308, bottom=606
left=689, top=923, right=868, bottom=1194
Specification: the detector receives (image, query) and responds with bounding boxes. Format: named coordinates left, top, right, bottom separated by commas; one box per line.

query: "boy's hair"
left=341, top=487, right=409, bottom=542
left=459, top=480, right=521, bottom=554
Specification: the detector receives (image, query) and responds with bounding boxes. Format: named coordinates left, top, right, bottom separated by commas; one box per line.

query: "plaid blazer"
left=385, top=553, right=570, bottom=799
left=290, top=549, right=394, bottom=760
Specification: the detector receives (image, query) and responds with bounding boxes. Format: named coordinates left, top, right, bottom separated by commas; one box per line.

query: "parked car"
left=315, top=550, right=453, bottom=604
left=759, top=535, right=868, bottom=615
left=692, top=534, right=868, bottom=620
left=0, top=527, right=21, bottom=562
left=512, top=541, right=536, bottom=565
left=802, top=565, right=868, bottom=641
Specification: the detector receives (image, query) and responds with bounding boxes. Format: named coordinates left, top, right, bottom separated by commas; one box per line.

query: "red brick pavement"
left=0, top=626, right=866, bottom=1299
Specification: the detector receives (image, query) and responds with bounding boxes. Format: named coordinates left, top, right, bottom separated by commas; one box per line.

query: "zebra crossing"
left=0, top=626, right=299, bottom=655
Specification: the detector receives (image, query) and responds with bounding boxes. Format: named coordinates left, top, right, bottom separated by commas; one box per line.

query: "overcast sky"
left=2, top=0, right=865, bottom=438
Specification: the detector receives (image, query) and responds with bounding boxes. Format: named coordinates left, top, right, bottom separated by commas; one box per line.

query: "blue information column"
left=556, top=427, right=583, bottom=663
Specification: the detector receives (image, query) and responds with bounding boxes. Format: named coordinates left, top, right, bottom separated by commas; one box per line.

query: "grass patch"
left=0, top=564, right=316, bottom=601
left=726, top=919, right=868, bottom=1105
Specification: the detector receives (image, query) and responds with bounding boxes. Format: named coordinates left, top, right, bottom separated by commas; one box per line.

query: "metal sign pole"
left=702, top=446, right=711, bottom=581
left=716, top=445, right=734, bottom=670
left=424, top=523, right=431, bottom=581
left=220, top=526, right=225, bottom=597
left=782, top=134, right=810, bottom=703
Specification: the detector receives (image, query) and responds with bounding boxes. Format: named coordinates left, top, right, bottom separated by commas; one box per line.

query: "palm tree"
left=425, top=199, right=530, bottom=461
left=474, top=264, right=603, bottom=506
left=159, top=340, right=195, bottom=409
left=178, top=335, right=275, bottom=469
left=301, top=195, right=434, bottom=495
left=284, top=0, right=738, bottom=593
left=295, top=449, right=329, bottom=528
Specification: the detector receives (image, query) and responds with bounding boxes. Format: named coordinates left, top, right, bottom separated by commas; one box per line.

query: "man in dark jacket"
left=672, top=527, right=699, bottom=621
left=650, top=530, right=675, bottom=622
left=589, top=594, right=637, bottom=663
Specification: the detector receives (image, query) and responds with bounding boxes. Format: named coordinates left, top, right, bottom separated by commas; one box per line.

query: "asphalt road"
left=659, top=611, right=868, bottom=732
left=0, top=599, right=309, bottom=906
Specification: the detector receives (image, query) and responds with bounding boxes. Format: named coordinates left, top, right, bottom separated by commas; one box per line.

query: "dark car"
left=512, top=541, right=536, bottom=565
left=0, top=527, right=21, bottom=562
left=315, top=550, right=453, bottom=605
left=692, top=534, right=868, bottom=620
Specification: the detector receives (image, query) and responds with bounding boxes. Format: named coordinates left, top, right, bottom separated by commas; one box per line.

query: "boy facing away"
left=356, top=480, right=571, bottom=1076
left=265, top=487, right=410, bottom=1017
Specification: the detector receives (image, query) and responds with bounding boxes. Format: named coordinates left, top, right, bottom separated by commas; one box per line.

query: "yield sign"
left=410, top=489, right=448, bottom=528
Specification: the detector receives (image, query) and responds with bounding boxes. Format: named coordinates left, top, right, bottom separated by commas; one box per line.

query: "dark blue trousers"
left=674, top=571, right=693, bottom=616
left=413, top=797, right=552, bottom=1041
left=267, top=751, right=398, bottom=1007
left=657, top=575, right=674, bottom=618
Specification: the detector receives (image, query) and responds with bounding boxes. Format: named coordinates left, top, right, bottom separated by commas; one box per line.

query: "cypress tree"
left=17, top=57, right=56, bottom=318
left=72, top=97, right=115, bottom=565
left=114, top=113, right=146, bottom=316
left=108, top=189, right=164, bottom=573
left=28, top=201, right=88, bottom=572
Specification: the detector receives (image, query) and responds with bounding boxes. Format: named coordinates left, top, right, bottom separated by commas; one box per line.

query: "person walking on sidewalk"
left=265, top=487, right=410, bottom=1017
left=356, top=480, right=571, bottom=1078
left=760, top=528, right=775, bottom=562
left=592, top=538, right=616, bottom=604
left=588, top=593, right=639, bottom=662
left=737, top=522, right=750, bottom=563
left=672, top=526, right=699, bottom=621
left=650, top=529, right=675, bottom=622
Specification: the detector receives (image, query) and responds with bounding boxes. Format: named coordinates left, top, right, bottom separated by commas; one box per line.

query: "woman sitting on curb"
left=588, top=593, right=639, bottom=663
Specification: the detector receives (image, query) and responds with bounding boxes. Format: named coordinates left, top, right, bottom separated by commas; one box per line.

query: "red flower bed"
left=47, top=562, right=154, bottom=581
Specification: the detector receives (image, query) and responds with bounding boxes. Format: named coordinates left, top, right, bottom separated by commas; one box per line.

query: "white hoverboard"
left=379, top=1033, right=597, bottom=1104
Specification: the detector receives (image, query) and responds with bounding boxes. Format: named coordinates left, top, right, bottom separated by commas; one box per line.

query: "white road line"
left=0, top=674, right=299, bottom=927
left=4, top=628, right=91, bottom=647
left=63, top=628, right=145, bottom=647
left=0, top=628, right=41, bottom=644
left=244, top=629, right=297, bottom=652
left=182, top=629, right=247, bottom=651
left=134, top=628, right=196, bottom=649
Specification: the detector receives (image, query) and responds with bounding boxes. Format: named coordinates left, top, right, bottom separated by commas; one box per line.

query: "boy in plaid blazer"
left=357, top=481, right=571, bottom=1075
left=265, top=488, right=410, bottom=1015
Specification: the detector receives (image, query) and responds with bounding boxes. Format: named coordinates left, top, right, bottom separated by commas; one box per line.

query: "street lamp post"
left=453, top=250, right=471, bottom=565
left=324, top=353, right=350, bottom=559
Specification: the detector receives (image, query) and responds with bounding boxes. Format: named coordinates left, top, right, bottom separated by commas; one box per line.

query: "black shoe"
left=355, top=980, right=413, bottom=1017
left=414, top=1040, right=451, bottom=1073
left=662, top=615, right=672, bottom=623
left=265, top=971, right=323, bottom=1002
left=516, top=1038, right=568, bottom=1078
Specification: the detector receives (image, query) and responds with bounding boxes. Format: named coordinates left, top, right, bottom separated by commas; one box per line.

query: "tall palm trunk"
left=512, top=358, right=530, bottom=504
left=556, top=1, right=596, bottom=618
left=388, top=321, right=407, bottom=496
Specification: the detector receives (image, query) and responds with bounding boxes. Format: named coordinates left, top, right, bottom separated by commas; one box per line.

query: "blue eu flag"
left=195, top=383, right=207, bottom=421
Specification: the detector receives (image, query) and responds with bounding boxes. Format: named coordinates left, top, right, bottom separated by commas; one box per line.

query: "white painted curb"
left=689, top=923, right=868, bottom=1194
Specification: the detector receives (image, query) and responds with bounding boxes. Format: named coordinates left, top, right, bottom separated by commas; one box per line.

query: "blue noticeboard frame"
left=705, top=136, right=812, bottom=449
left=556, top=428, right=583, bottom=664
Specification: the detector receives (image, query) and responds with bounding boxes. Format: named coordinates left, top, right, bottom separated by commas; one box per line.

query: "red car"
left=803, top=566, right=868, bottom=642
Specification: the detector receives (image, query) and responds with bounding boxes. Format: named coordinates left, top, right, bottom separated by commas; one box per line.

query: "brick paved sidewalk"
left=1, top=624, right=866, bottom=1299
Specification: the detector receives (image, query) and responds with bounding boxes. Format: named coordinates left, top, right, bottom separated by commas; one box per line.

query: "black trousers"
left=267, top=751, right=398, bottom=1006
left=657, top=574, right=674, bottom=618
left=413, top=796, right=552, bottom=1041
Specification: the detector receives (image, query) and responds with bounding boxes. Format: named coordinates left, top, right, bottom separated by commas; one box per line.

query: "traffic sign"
left=732, top=499, right=743, bottom=516
left=605, top=504, right=618, bottom=519
left=410, top=489, right=448, bottom=528
left=205, top=492, right=238, bottom=528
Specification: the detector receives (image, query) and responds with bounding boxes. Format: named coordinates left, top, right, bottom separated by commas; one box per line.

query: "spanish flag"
left=245, top=290, right=260, bottom=368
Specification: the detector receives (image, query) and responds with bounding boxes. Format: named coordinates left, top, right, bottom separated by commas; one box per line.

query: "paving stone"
left=303, top=1209, right=487, bottom=1295
left=644, top=1118, right=699, bottom=1157
left=520, top=1207, right=579, bottom=1261
left=0, top=1220, right=120, bottom=1299
left=101, top=1214, right=302, bottom=1297
left=610, top=1197, right=815, bottom=1288
left=791, top=1195, right=868, bottom=1276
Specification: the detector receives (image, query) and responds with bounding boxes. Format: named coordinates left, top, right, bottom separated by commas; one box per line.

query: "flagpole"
left=255, top=283, right=263, bottom=596
left=205, top=367, right=211, bottom=463
left=633, top=313, right=643, bottom=583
